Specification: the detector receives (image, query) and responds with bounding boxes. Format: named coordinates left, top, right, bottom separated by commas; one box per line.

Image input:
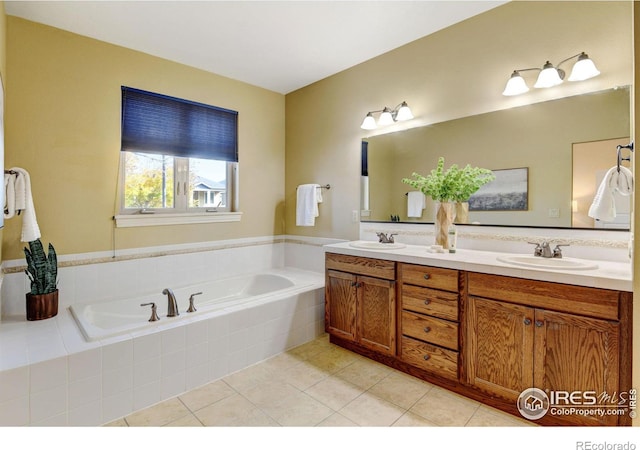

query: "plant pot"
left=26, top=289, right=58, bottom=321
left=455, top=201, right=469, bottom=224
left=434, top=201, right=455, bottom=248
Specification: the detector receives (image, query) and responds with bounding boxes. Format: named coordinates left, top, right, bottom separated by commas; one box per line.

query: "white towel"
left=407, top=191, right=426, bottom=218
left=4, top=172, right=16, bottom=219
left=10, top=167, right=41, bottom=242
left=296, top=184, right=322, bottom=226
left=588, top=166, right=634, bottom=222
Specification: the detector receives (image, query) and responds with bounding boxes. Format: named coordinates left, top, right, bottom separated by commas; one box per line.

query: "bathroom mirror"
left=361, top=86, right=631, bottom=229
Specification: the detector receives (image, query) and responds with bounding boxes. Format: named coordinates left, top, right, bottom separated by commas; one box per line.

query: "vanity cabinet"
left=325, top=253, right=396, bottom=355
left=465, top=272, right=629, bottom=426
left=398, top=263, right=461, bottom=381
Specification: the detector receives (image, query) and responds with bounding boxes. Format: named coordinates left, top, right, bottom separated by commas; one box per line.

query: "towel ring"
left=616, top=142, right=634, bottom=173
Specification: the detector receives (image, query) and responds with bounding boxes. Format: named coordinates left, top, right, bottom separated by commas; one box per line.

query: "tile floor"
left=105, top=333, right=533, bottom=427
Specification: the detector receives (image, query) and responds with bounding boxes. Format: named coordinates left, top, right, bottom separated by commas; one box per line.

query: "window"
left=117, top=87, right=240, bottom=226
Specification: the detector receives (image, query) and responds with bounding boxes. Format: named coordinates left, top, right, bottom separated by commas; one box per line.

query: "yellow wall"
left=3, top=16, right=285, bottom=260
left=285, top=1, right=633, bottom=239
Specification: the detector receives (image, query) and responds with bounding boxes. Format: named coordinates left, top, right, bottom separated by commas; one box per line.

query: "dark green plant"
left=24, top=239, right=58, bottom=295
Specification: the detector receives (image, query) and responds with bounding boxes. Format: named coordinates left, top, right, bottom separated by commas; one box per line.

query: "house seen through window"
left=120, top=86, right=238, bottom=214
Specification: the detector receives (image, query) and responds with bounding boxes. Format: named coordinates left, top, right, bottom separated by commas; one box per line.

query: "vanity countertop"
left=324, top=241, right=632, bottom=292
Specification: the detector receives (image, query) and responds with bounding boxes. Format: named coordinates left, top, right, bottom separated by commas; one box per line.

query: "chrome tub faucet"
left=162, top=288, right=180, bottom=317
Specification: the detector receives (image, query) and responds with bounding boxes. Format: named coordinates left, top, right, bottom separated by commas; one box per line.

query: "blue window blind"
left=121, top=86, right=238, bottom=162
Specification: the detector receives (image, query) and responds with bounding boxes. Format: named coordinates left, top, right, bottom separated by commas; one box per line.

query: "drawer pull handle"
left=535, top=320, right=544, bottom=328
left=523, top=318, right=532, bottom=326
left=423, top=274, right=431, bottom=280
left=423, top=354, right=430, bottom=361
left=423, top=299, right=431, bottom=305
left=423, top=326, right=431, bottom=333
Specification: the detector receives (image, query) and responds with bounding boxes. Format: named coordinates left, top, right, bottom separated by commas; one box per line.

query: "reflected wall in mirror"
left=361, top=87, right=630, bottom=229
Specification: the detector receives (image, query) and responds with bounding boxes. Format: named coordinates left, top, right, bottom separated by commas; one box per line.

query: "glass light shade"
left=534, top=62, right=563, bottom=88
left=568, top=53, right=600, bottom=81
left=502, top=71, right=529, bottom=96
left=360, top=113, right=377, bottom=130
left=378, top=108, right=394, bottom=126
left=395, top=102, right=414, bottom=121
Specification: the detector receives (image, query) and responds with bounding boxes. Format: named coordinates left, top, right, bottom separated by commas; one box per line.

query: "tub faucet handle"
left=187, top=292, right=202, bottom=313
left=140, top=302, right=160, bottom=322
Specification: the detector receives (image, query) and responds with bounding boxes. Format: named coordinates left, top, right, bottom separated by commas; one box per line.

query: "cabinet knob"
left=423, top=354, right=430, bottom=361
left=423, top=326, right=431, bottom=333
left=423, top=274, right=431, bottom=280
left=535, top=320, right=544, bottom=327
left=523, top=318, right=532, bottom=325
left=423, top=299, right=431, bottom=305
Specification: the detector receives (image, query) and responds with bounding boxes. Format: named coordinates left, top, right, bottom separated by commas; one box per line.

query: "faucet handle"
left=527, top=241, right=543, bottom=257
left=187, top=292, right=202, bottom=313
left=140, top=302, right=160, bottom=322
left=553, top=244, right=569, bottom=258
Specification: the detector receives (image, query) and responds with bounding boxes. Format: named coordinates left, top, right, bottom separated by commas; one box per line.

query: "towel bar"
left=616, top=142, right=634, bottom=173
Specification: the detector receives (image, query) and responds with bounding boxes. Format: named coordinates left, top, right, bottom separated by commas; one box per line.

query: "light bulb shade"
left=360, top=113, right=377, bottom=130
left=395, top=102, right=414, bottom=121
left=502, top=71, right=529, bottom=96
left=378, top=108, right=394, bottom=126
left=534, top=62, right=563, bottom=88
left=568, top=53, right=600, bottom=81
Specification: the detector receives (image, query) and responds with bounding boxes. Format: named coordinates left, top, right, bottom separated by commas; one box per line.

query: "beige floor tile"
left=223, top=361, right=279, bottom=392
left=305, top=346, right=360, bottom=374
left=165, top=413, right=203, bottom=426
left=286, top=334, right=332, bottom=360
left=279, top=360, right=331, bottom=390
left=261, top=390, right=334, bottom=426
left=103, top=418, right=128, bottom=426
left=466, top=405, right=536, bottom=427
left=339, top=392, right=405, bottom=426
left=194, top=393, right=278, bottom=426
left=305, top=375, right=365, bottom=410
left=125, top=397, right=192, bottom=427
left=240, top=379, right=303, bottom=408
left=368, top=371, right=433, bottom=409
left=409, top=386, right=480, bottom=426
left=179, top=379, right=236, bottom=412
left=317, top=412, right=359, bottom=427
left=392, top=411, right=439, bottom=427
left=333, top=357, right=391, bottom=390
left=260, top=351, right=306, bottom=373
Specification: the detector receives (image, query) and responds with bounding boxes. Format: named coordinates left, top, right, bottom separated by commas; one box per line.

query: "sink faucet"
left=162, top=288, right=180, bottom=317
left=376, top=232, right=396, bottom=243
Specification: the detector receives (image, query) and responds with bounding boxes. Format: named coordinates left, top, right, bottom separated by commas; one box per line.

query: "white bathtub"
left=70, top=268, right=323, bottom=341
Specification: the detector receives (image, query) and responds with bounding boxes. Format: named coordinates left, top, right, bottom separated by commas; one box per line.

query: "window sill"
left=114, top=211, right=243, bottom=228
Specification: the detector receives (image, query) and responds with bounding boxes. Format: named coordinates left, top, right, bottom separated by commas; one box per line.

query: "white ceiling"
left=5, top=1, right=506, bottom=94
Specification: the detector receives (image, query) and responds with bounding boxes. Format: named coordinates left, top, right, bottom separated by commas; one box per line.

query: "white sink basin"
left=496, top=254, right=598, bottom=271
left=349, top=241, right=407, bottom=250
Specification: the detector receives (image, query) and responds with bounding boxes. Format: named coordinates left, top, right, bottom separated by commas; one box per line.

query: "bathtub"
left=70, top=268, right=323, bottom=341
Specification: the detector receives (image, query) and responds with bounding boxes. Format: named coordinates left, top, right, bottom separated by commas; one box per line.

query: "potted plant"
left=24, top=238, right=58, bottom=321
left=402, top=157, right=494, bottom=246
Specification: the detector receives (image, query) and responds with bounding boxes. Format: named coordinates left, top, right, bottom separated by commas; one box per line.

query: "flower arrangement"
left=401, top=157, right=495, bottom=203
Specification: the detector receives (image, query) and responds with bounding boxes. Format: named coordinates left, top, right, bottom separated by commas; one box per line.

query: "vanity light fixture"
left=502, top=52, right=600, bottom=96
left=360, top=101, right=414, bottom=130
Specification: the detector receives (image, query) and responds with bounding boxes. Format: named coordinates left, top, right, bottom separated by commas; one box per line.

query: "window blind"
left=121, top=86, right=238, bottom=162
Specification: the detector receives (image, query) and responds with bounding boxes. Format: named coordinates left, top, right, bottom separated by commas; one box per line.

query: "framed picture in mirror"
left=469, top=167, right=528, bottom=211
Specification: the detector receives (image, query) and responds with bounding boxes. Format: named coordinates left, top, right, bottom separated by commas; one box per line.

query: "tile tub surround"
left=0, top=237, right=331, bottom=426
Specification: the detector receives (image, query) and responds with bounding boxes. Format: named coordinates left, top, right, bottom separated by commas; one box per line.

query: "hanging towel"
left=588, top=166, right=634, bottom=222
left=296, top=184, right=322, bottom=226
left=4, top=172, right=16, bottom=219
left=10, top=167, right=41, bottom=242
left=407, top=191, right=426, bottom=218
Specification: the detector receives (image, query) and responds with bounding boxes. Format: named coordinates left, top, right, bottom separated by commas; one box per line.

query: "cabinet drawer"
left=326, top=253, right=396, bottom=280
left=401, top=336, right=458, bottom=380
left=400, top=263, right=458, bottom=292
left=467, top=272, right=620, bottom=321
left=402, top=285, right=458, bottom=321
left=402, top=311, right=459, bottom=350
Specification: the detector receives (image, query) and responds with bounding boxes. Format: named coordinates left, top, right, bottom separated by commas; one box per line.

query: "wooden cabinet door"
left=357, top=275, right=396, bottom=355
left=326, top=270, right=357, bottom=342
left=534, top=309, right=620, bottom=426
left=466, top=296, right=534, bottom=401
